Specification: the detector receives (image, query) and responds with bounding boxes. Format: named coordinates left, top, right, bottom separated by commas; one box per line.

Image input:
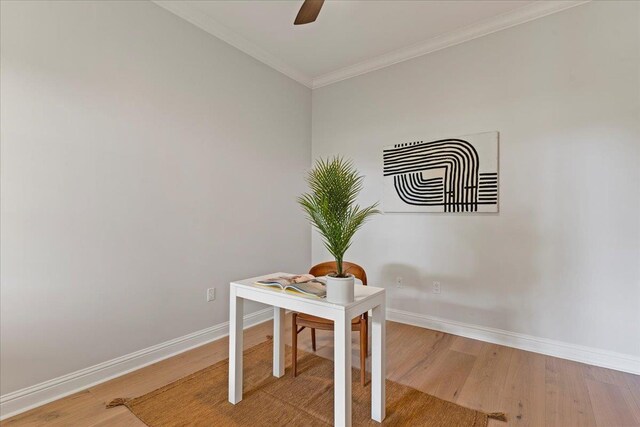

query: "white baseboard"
left=387, top=308, right=640, bottom=375
left=4, top=307, right=638, bottom=420
left=0, top=308, right=273, bottom=420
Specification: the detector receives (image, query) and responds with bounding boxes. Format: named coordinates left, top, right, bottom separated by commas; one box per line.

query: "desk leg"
left=371, top=301, right=386, bottom=422
left=273, top=307, right=285, bottom=377
left=368, top=311, right=372, bottom=357
left=334, top=313, right=352, bottom=427
left=228, top=287, right=243, bottom=404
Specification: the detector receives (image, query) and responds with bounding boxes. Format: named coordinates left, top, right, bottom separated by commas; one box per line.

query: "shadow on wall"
left=378, top=211, right=541, bottom=335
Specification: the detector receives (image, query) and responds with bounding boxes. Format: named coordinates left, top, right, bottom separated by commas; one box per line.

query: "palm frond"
left=298, top=156, right=380, bottom=276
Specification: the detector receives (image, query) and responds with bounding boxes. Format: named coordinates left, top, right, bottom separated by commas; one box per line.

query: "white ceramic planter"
left=325, top=274, right=355, bottom=304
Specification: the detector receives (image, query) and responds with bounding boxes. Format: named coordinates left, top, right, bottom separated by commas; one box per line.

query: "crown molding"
left=153, top=0, right=589, bottom=91
left=311, top=0, right=590, bottom=89
left=152, top=1, right=314, bottom=88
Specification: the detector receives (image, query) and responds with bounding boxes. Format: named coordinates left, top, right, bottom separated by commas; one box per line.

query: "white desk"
left=228, top=273, right=386, bottom=427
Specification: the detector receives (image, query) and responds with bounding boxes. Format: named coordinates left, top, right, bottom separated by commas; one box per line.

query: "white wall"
left=1, top=0, right=311, bottom=395
left=2, top=0, right=639, bottom=404
left=312, top=1, right=640, bottom=359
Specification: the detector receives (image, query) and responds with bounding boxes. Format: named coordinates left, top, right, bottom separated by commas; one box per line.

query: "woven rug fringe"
left=487, top=412, right=507, bottom=422
left=106, top=398, right=130, bottom=409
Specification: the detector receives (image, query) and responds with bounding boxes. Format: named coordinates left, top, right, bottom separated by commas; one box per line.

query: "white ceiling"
left=154, top=0, right=588, bottom=88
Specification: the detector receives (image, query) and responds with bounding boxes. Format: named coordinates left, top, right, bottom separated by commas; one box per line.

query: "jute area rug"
left=108, top=339, right=506, bottom=426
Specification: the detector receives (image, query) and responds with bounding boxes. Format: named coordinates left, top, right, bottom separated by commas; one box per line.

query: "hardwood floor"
left=4, top=318, right=640, bottom=426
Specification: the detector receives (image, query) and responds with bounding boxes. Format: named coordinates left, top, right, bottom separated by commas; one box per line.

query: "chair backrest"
left=309, top=261, right=368, bottom=286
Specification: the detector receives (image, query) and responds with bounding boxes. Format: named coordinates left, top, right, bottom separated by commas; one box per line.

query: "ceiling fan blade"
left=294, top=0, right=324, bottom=25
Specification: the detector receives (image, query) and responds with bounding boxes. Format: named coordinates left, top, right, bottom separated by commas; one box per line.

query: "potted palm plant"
left=298, top=157, right=380, bottom=303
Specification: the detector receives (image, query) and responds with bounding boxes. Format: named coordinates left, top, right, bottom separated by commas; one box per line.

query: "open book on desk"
left=255, top=274, right=326, bottom=298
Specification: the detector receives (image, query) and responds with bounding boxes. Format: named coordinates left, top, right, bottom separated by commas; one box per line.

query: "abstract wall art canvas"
left=383, top=131, right=499, bottom=213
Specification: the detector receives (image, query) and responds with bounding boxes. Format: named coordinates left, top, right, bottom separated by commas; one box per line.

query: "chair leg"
left=292, top=313, right=298, bottom=377
left=360, top=318, right=367, bottom=386
left=311, top=328, right=316, bottom=351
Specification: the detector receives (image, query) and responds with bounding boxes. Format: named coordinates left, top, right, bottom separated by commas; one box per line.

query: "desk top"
left=231, top=272, right=385, bottom=312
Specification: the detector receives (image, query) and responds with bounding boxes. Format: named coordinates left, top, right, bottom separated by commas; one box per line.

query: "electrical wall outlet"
left=395, top=277, right=403, bottom=288
left=432, top=281, right=441, bottom=294
left=206, top=288, right=216, bottom=302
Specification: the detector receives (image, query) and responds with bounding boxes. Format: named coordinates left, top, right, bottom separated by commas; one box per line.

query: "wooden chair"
left=292, top=261, right=369, bottom=386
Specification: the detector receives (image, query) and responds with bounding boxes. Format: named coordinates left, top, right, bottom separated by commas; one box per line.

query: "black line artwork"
left=383, top=132, right=499, bottom=213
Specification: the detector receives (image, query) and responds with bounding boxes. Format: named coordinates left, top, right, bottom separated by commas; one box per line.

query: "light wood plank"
left=388, top=328, right=455, bottom=384
left=545, top=357, right=597, bottom=426
left=586, top=378, right=640, bottom=427
left=87, top=408, right=144, bottom=427
left=583, top=363, right=636, bottom=386
left=450, top=335, right=485, bottom=356
left=412, top=348, right=476, bottom=402
left=6, top=318, right=640, bottom=426
left=499, top=349, right=546, bottom=426
left=625, top=374, right=640, bottom=414
left=456, top=343, right=514, bottom=412
left=3, top=390, right=113, bottom=427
